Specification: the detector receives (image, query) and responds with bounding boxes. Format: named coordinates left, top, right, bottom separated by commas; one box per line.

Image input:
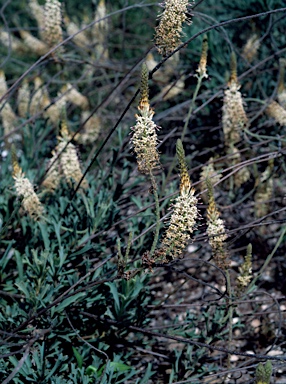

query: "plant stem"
left=149, top=171, right=161, bottom=257
left=162, top=74, right=205, bottom=195
left=244, top=127, right=286, bottom=143
left=247, top=225, right=286, bottom=292
left=226, top=269, right=233, bottom=370
left=181, top=74, right=204, bottom=142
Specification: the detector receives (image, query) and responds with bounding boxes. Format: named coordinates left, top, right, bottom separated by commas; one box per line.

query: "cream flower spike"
left=242, top=34, right=260, bottom=63
left=12, top=151, right=44, bottom=220
left=266, top=100, right=286, bottom=126
left=44, top=0, right=63, bottom=48
left=0, top=70, right=18, bottom=139
left=237, top=244, right=252, bottom=290
left=206, top=179, right=229, bottom=270
left=57, top=120, right=88, bottom=190
left=222, top=52, right=248, bottom=146
left=17, top=80, right=30, bottom=118
left=159, top=140, right=198, bottom=261
left=131, top=63, right=160, bottom=174
left=19, top=30, right=49, bottom=56
left=92, top=0, right=109, bottom=59
left=0, top=31, right=27, bottom=53
left=154, top=0, right=193, bottom=57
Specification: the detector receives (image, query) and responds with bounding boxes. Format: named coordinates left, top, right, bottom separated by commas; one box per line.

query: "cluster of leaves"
left=1, top=0, right=286, bottom=383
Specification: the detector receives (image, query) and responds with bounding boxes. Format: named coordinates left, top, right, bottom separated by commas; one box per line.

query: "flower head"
left=158, top=140, right=198, bottom=261
left=160, top=190, right=198, bottom=260
left=154, top=0, right=193, bottom=57
left=130, top=64, right=160, bottom=174
left=237, top=244, right=252, bottom=290
left=17, top=80, right=30, bottom=118
left=242, top=34, right=260, bottom=63
left=266, top=100, right=286, bottom=126
left=13, top=160, right=43, bottom=219
left=222, top=53, right=248, bottom=146
left=44, top=0, right=63, bottom=47
left=43, top=121, right=88, bottom=191
left=19, top=30, right=49, bottom=56
left=91, top=0, right=109, bottom=59
left=222, top=81, right=248, bottom=145
left=206, top=179, right=229, bottom=269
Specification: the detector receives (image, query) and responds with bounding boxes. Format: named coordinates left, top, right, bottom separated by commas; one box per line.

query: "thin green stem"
left=149, top=171, right=161, bottom=257
left=162, top=74, right=205, bottom=195
left=181, top=74, right=204, bottom=142
left=244, top=127, right=286, bottom=143
left=226, top=269, right=233, bottom=372
left=246, top=226, right=286, bottom=292
left=244, top=98, right=266, bottom=104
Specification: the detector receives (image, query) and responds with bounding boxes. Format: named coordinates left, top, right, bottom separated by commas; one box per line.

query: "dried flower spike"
left=222, top=54, right=248, bottom=146
left=0, top=102, right=18, bottom=139
left=130, top=63, right=160, bottom=174
left=74, top=111, right=102, bottom=145
left=19, top=30, right=49, bottom=56
left=42, top=149, right=61, bottom=191
left=61, top=83, right=89, bottom=111
left=0, top=31, right=27, bottom=53
left=13, top=154, right=44, bottom=219
left=17, top=80, right=30, bottom=118
left=222, top=82, right=248, bottom=145
left=0, top=69, right=8, bottom=97
left=92, top=0, right=109, bottom=59
left=266, top=100, right=286, bottom=126
left=56, top=121, right=88, bottom=190
left=30, top=77, right=50, bottom=116
left=159, top=77, right=185, bottom=101
left=206, top=179, right=229, bottom=270
left=0, top=70, right=18, bottom=139
left=45, top=92, right=67, bottom=126
left=65, top=16, right=90, bottom=49
left=242, top=34, right=260, bottom=63
left=154, top=0, right=193, bottom=57
left=237, top=244, right=252, bottom=290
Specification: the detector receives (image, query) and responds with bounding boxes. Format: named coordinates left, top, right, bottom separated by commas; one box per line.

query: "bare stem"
left=149, top=171, right=161, bottom=257
left=162, top=73, right=205, bottom=194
